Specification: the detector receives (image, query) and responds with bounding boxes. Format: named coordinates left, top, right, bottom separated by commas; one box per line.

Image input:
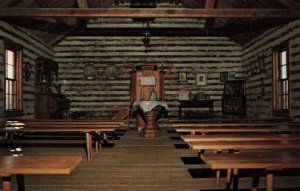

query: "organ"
left=35, top=57, right=70, bottom=119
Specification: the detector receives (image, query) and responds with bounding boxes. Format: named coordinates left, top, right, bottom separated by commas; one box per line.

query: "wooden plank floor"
left=1, top=128, right=300, bottom=191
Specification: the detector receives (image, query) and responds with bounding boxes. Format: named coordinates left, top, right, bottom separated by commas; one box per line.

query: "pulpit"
left=132, top=101, right=168, bottom=138
left=130, top=65, right=165, bottom=132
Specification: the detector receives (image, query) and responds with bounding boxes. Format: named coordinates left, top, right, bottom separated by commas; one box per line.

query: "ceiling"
left=1, top=0, right=300, bottom=46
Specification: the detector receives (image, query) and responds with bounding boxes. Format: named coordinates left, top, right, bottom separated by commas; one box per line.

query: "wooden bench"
left=0, top=155, right=82, bottom=191
left=181, top=134, right=300, bottom=143
left=175, top=126, right=300, bottom=135
left=169, top=117, right=291, bottom=123
left=172, top=123, right=276, bottom=127
left=189, top=140, right=300, bottom=152
left=201, top=152, right=300, bottom=191
left=2, top=120, right=124, bottom=161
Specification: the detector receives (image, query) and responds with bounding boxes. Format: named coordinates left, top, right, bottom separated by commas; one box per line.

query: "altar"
left=132, top=101, right=168, bottom=138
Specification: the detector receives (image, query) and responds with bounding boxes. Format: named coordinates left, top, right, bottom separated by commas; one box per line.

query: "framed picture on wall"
left=196, top=74, right=207, bottom=86
left=178, top=71, right=187, bottom=83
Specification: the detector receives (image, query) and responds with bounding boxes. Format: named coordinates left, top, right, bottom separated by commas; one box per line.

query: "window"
left=273, top=43, right=289, bottom=117
left=4, top=44, right=23, bottom=116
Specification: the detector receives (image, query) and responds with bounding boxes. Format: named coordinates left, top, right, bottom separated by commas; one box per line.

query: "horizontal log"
left=0, top=8, right=300, bottom=18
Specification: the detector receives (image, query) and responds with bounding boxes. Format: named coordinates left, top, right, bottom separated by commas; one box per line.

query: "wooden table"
left=201, top=152, right=300, bottom=191
left=0, top=155, right=82, bottom=191
left=178, top=100, right=215, bottom=118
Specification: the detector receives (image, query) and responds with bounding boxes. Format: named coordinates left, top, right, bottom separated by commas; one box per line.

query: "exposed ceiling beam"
left=0, top=8, right=300, bottom=18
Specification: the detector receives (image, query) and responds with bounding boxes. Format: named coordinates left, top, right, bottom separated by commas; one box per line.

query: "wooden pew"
left=2, top=120, right=123, bottom=161
left=169, top=117, right=291, bottom=123
left=181, top=134, right=300, bottom=142
left=201, top=152, right=300, bottom=191
left=172, top=123, right=276, bottom=127
left=0, top=155, right=82, bottom=191
left=175, top=126, right=300, bottom=135
left=189, top=140, right=300, bottom=152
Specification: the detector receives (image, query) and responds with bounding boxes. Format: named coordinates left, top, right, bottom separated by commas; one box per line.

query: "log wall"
left=0, top=20, right=54, bottom=118
left=242, top=19, right=300, bottom=119
left=54, top=36, right=242, bottom=118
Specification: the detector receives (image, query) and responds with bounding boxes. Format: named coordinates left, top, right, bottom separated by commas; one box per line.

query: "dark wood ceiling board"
left=14, top=0, right=39, bottom=8
left=275, top=0, right=300, bottom=9
left=34, top=0, right=78, bottom=35
left=257, top=0, right=284, bottom=9
left=101, top=0, right=115, bottom=8
left=87, top=0, right=112, bottom=8
left=204, top=0, right=217, bottom=9
left=181, top=0, right=203, bottom=8
left=49, top=33, right=70, bottom=46
left=1, top=8, right=300, bottom=18
left=221, top=18, right=293, bottom=34
left=0, top=0, right=22, bottom=7
left=74, top=0, right=88, bottom=28
left=34, top=0, right=74, bottom=8
left=217, top=0, right=237, bottom=8
left=231, top=32, right=259, bottom=45
left=204, top=0, right=218, bottom=30
left=2, top=17, right=75, bottom=34
left=220, top=18, right=293, bottom=45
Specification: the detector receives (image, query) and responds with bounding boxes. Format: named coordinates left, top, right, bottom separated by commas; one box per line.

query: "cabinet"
left=35, top=57, right=70, bottom=119
left=222, top=80, right=246, bottom=118
left=130, top=65, right=165, bottom=129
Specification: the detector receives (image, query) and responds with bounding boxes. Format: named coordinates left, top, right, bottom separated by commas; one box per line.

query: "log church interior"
left=1, top=0, right=300, bottom=190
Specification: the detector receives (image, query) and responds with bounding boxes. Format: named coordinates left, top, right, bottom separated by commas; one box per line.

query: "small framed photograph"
left=178, top=71, right=187, bottom=83
left=196, top=74, right=207, bottom=86
left=220, top=72, right=228, bottom=82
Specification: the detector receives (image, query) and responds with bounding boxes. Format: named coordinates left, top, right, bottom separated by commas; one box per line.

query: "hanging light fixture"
left=142, top=21, right=151, bottom=53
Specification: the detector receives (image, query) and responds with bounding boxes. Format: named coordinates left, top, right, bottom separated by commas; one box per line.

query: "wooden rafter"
left=0, top=8, right=300, bottom=18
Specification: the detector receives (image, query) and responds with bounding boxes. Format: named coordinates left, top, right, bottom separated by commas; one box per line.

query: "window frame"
left=4, top=42, right=23, bottom=117
left=272, top=42, right=290, bottom=117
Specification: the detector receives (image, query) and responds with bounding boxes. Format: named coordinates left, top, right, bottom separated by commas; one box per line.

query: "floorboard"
left=1, top=127, right=300, bottom=191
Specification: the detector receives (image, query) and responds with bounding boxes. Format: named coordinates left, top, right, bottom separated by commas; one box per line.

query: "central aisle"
left=84, top=128, right=203, bottom=191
